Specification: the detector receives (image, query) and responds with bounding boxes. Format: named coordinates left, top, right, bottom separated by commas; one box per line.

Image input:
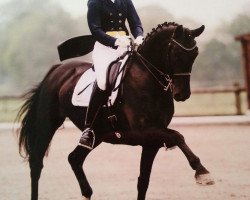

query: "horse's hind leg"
left=137, top=147, right=159, bottom=200
left=29, top=120, right=64, bottom=200
left=68, top=142, right=101, bottom=199
left=29, top=153, right=42, bottom=200
left=166, top=128, right=214, bottom=185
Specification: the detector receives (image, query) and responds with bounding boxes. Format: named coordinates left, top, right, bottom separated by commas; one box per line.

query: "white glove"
left=115, top=36, right=131, bottom=47
left=134, top=36, right=144, bottom=46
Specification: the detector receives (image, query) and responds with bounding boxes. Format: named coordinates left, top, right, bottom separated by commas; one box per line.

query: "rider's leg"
left=79, top=42, right=127, bottom=150
left=78, top=42, right=115, bottom=150
left=78, top=83, right=108, bottom=149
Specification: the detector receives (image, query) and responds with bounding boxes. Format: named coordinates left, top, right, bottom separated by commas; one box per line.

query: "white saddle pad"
left=71, top=68, right=95, bottom=106
left=72, top=54, right=128, bottom=107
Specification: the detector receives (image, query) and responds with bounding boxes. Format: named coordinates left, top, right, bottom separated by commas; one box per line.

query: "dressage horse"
left=17, top=22, right=214, bottom=200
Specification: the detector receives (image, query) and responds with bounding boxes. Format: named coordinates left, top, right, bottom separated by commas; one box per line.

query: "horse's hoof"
left=82, top=196, right=91, bottom=200
left=195, top=173, right=215, bottom=185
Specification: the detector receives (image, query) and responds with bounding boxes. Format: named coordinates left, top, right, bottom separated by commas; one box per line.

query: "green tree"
left=192, top=38, right=242, bottom=87
left=1, top=1, right=249, bottom=94
left=192, top=14, right=250, bottom=87
left=138, top=5, right=174, bottom=34
left=226, top=14, right=250, bottom=36
left=0, top=0, right=85, bottom=94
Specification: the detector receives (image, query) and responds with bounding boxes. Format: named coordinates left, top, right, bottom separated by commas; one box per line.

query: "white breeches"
left=92, top=41, right=127, bottom=90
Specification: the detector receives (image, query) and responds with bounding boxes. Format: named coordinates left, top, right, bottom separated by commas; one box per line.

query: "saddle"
left=71, top=51, right=131, bottom=107
left=106, top=50, right=130, bottom=94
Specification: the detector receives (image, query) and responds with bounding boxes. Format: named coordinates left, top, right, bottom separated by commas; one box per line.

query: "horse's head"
left=137, top=22, right=205, bottom=102
left=168, top=25, right=205, bottom=101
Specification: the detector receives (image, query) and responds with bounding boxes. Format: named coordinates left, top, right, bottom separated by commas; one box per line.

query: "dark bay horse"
left=17, top=22, right=214, bottom=200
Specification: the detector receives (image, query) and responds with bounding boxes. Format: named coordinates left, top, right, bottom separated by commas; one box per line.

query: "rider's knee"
left=96, top=79, right=106, bottom=91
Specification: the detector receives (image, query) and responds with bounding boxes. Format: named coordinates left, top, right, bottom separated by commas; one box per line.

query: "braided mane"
left=138, top=22, right=179, bottom=53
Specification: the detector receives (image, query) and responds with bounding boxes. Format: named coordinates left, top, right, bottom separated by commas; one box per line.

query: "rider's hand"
left=115, top=36, right=130, bottom=48
left=134, top=36, right=144, bottom=46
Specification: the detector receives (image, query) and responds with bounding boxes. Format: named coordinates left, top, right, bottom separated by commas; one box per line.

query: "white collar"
left=110, top=0, right=115, bottom=3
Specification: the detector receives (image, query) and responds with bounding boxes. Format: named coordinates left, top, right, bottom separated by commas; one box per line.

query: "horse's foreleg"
left=68, top=142, right=100, bottom=199
left=137, top=146, right=159, bottom=200
left=167, top=128, right=214, bottom=185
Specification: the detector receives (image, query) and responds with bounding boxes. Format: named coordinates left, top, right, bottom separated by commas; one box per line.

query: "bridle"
left=135, top=52, right=173, bottom=92
left=134, top=36, right=197, bottom=92
left=171, top=38, right=197, bottom=51
left=170, top=38, right=196, bottom=76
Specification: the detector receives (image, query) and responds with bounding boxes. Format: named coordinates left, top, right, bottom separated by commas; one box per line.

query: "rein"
left=135, top=52, right=172, bottom=92
left=134, top=37, right=195, bottom=92
left=113, top=35, right=196, bottom=94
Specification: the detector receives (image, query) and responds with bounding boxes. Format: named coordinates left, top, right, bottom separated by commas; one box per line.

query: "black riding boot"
left=79, top=84, right=108, bottom=150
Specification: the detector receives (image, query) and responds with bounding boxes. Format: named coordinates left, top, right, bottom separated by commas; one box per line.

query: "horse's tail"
left=16, top=64, right=61, bottom=159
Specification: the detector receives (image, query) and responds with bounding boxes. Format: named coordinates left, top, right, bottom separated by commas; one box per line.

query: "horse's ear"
left=191, top=25, right=205, bottom=37
left=174, top=25, right=183, bottom=38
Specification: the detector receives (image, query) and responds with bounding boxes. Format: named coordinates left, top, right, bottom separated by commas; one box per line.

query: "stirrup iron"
left=78, top=128, right=95, bottom=150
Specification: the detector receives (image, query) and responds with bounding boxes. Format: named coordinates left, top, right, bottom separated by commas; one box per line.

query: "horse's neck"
left=121, top=55, right=173, bottom=129
left=122, top=30, right=174, bottom=104
left=124, top=53, right=170, bottom=97
left=138, top=28, right=174, bottom=73
left=119, top=24, right=177, bottom=128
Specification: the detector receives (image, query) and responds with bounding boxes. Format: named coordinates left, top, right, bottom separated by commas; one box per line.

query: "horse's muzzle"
left=174, top=92, right=190, bottom=102
left=172, top=76, right=191, bottom=102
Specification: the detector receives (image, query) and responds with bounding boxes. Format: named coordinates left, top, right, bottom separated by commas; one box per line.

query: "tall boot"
left=79, top=84, right=108, bottom=150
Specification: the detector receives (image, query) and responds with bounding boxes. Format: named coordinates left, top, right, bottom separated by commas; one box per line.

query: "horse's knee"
left=169, top=129, right=185, bottom=145
left=169, top=129, right=201, bottom=169
left=176, top=133, right=185, bottom=144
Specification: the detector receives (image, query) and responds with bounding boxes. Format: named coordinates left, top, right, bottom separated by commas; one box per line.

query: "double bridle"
left=171, top=38, right=197, bottom=51
left=171, top=38, right=196, bottom=76
left=135, top=37, right=197, bottom=92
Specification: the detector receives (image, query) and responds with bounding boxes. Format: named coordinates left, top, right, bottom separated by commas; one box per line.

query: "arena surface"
left=0, top=122, right=250, bottom=200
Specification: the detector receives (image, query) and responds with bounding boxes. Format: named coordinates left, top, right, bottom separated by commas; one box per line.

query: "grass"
left=174, top=92, right=248, bottom=116
left=0, top=92, right=248, bottom=122
left=0, top=98, right=23, bottom=123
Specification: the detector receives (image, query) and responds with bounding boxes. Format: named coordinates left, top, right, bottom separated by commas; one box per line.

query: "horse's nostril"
left=174, top=93, right=181, bottom=100
left=174, top=93, right=190, bottom=101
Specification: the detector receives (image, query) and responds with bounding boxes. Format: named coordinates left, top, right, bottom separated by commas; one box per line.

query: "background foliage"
left=0, top=0, right=250, bottom=95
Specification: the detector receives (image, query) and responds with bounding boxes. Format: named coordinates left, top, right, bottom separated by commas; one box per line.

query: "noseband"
left=173, top=72, right=191, bottom=76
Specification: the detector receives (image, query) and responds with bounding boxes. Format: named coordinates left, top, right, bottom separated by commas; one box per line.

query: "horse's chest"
left=122, top=99, right=169, bottom=130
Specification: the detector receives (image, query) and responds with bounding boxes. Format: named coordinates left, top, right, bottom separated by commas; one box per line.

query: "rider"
left=79, top=0, right=144, bottom=150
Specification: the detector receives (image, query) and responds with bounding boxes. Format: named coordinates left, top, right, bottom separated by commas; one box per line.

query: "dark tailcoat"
left=87, top=0, right=143, bottom=48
